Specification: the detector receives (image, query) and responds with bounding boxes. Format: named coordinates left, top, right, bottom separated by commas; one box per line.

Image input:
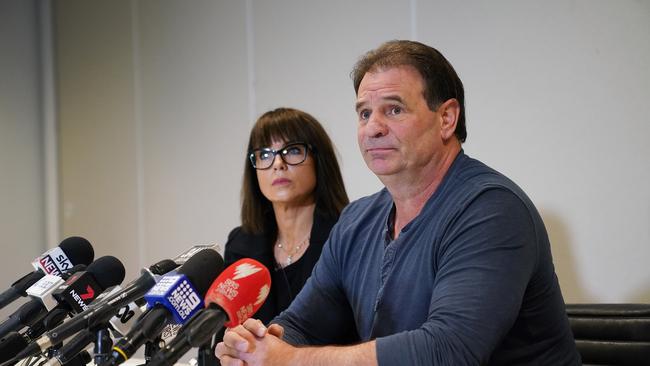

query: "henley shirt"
left=274, top=151, right=580, bottom=365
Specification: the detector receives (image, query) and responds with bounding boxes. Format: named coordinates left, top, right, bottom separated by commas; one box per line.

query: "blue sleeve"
left=376, top=189, right=538, bottom=365
left=272, top=221, right=358, bottom=345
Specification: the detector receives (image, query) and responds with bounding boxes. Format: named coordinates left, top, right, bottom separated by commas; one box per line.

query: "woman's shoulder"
left=224, top=226, right=272, bottom=260
left=312, top=209, right=338, bottom=242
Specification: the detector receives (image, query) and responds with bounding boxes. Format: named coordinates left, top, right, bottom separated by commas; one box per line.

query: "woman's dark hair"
left=351, top=40, right=467, bottom=142
left=241, top=107, right=349, bottom=235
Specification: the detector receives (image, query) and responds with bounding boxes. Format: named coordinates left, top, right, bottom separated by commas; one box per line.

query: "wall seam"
left=40, top=0, right=59, bottom=249
left=131, top=0, right=146, bottom=269
left=246, top=0, right=256, bottom=125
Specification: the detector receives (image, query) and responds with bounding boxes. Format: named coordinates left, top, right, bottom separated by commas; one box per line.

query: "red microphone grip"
left=203, top=258, right=271, bottom=327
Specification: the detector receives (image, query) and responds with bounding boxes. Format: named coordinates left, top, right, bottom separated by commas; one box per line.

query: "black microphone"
left=40, top=292, right=148, bottom=366
left=0, top=265, right=87, bottom=338
left=103, top=249, right=224, bottom=366
left=0, top=257, right=123, bottom=340
left=0, top=266, right=87, bottom=363
left=14, top=258, right=179, bottom=360
left=43, top=328, right=96, bottom=366
left=0, top=258, right=124, bottom=364
left=171, top=244, right=221, bottom=266
left=0, top=301, right=47, bottom=340
left=0, top=332, right=28, bottom=363
left=148, top=259, right=179, bottom=276
left=50, top=256, right=126, bottom=314
left=0, top=237, right=94, bottom=310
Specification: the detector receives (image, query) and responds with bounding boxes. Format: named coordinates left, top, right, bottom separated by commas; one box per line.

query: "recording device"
left=148, top=258, right=271, bottom=366
left=103, top=249, right=224, bottom=366
left=0, top=237, right=94, bottom=310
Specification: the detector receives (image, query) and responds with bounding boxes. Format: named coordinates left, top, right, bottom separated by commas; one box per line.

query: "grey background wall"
left=1, top=0, right=649, bottom=318
left=0, top=0, right=48, bottom=316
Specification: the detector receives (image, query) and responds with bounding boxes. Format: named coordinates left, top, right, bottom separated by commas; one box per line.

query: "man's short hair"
left=352, top=40, right=467, bottom=142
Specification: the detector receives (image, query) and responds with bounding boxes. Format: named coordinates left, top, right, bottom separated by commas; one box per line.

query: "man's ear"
left=438, top=98, right=460, bottom=141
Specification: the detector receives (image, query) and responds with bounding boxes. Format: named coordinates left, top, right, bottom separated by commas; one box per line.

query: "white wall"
left=425, top=1, right=650, bottom=302
left=0, top=0, right=46, bottom=317
left=4, top=0, right=648, bottom=304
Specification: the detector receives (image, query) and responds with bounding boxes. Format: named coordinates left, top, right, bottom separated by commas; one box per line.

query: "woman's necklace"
left=276, top=235, right=310, bottom=267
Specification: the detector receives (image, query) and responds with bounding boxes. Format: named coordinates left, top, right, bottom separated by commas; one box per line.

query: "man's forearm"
left=287, top=340, right=378, bottom=366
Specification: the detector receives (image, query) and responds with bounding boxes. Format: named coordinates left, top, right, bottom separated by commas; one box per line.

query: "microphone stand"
left=94, top=327, right=113, bottom=365
left=61, top=351, right=92, bottom=366
left=143, top=338, right=162, bottom=365
left=40, top=323, right=111, bottom=366
left=197, top=337, right=219, bottom=366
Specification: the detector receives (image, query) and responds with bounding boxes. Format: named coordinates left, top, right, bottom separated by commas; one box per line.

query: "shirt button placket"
left=374, top=238, right=397, bottom=313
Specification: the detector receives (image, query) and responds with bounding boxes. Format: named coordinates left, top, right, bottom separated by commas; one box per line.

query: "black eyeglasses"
left=249, top=142, right=312, bottom=170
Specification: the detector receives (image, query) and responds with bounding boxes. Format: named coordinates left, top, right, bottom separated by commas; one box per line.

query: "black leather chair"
left=566, top=303, right=650, bottom=365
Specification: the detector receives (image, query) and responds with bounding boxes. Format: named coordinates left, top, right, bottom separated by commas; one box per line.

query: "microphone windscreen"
left=176, top=249, right=224, bottom=296
left=204, top=258, right=271, bottom=327
left=149, top=259, right=178, bottom=275
left=86, top=256, right=126, bottom=289
left=58, top=237, right=94, bottom=266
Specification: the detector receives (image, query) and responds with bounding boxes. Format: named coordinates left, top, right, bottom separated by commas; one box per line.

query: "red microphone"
left=205, top=258, right=271, bottom=327
left=148, top=258, right=271, bottom=366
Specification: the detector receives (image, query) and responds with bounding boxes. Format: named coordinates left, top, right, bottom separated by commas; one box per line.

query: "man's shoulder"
left=450, top=153, right=524, bottom=195
left=444, top=153, right=538, bottom=218
left=341, top=188, right=391, bottom=217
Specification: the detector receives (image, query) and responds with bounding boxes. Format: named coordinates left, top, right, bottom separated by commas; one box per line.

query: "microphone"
left=101, top=261, right=180, bottom=347
left=0, top=237, right=94, bottom=310
left=14, top=257, right=178, bottom=360
left=149, top=258, right=271, bottom=366
left=148, top=259, right=179, bottom=276
left=36, top=288, right=144, bottom=366
left=103, top=249, right=224, bottom=366
left=0, top=332, right=28, bottom=363
left=0, top=258, right=124, bottom=363
left=171, top=244, right=221, bottom=266
left=100, top=259, right=178, bottom=335
left=51, top=256, right=126, bottom=313
left=0, top=265, right=87, bottom=338
left=94, top=287, right=147, bottom=338
left=43, top=328, right=96, bottom=366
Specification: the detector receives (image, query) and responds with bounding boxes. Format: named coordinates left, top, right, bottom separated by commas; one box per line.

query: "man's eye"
left=389, top=106, right=402, bottom=115
left=359, top=110, right=370, bottom=120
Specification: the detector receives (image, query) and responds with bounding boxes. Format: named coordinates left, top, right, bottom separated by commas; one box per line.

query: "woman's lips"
left=272, top=178, right=291, bottom=185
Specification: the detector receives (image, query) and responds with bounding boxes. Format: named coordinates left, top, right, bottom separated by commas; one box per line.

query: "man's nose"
left=364, top=113, right=388, bottom=138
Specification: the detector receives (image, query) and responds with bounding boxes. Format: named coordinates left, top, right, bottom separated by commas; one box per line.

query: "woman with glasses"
left=223, top=107, right=349, bottom=325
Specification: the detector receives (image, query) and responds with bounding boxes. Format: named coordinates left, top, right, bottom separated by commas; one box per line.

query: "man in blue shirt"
left=216, top=40, right=580, bottom=365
